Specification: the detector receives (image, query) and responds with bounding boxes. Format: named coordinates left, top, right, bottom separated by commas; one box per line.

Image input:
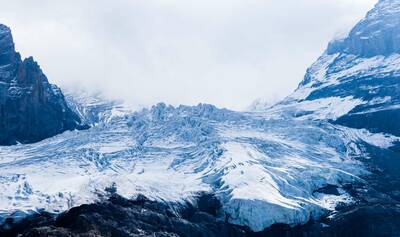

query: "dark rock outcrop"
left=0, top=194, right=247, bottom=237
left=250, top=204, right=400, bottom=237
left=2, top=191, right=400, bottom=237
left=0, top=24, right=81, bottom=145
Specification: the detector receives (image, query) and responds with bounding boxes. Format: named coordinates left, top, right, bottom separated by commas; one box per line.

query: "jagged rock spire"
left=0, top=24, right=83, bottom=145
left=0, top=24, right=19, bottom=67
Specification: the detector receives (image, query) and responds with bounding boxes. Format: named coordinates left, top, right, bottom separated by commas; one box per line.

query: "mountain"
left=280, top=0, right=400, bottom=136
left=1, top=1, right=400, bottom=236
left=0, top=24, right=82, bottom=145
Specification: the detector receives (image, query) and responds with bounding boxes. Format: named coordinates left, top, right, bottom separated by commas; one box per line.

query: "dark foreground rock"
left=0, top=24, right=82, bottom=145
left=251, top=204, right=400, bottom=237
left=0, top=194, right=247, bottom=237
left=2, top=191, right=400, bottom=237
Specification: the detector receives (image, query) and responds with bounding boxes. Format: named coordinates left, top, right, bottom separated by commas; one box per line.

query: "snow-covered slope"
left=279, top=0, right=400, bottom=136
left=65, top=90, right=133, bottom=125
left=1, top=99, right=399, bottom=231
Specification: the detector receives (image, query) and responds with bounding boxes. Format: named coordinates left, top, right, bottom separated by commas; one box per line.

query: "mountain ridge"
left=279, top=0, right=400, bottom=137
left=0, top=24, right=82, bottom=145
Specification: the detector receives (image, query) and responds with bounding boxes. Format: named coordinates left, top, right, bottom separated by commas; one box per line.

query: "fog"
left=0, top=0, right=377, bottom=110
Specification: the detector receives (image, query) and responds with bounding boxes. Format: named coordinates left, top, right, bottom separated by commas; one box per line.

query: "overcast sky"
left=0, top=0, right=377, bottom=110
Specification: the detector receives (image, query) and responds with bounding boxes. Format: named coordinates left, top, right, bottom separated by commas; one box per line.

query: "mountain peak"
left=0, top=24, right=18, bottom=66
left=0, top=23, right=82, bottom=145
left=0, top=24, right=10, bottom=35
left=282, top=0, right=400, bottom=137
left=327, top=0, right=400, bottom=57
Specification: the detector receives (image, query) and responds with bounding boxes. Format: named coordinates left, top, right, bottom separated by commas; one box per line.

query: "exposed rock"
left=0, top=24, right=82, bottom=145
left=0, top=194, right=247, bottom=237
left=250, top=204, right=400, bottom=237
left=327, top=0, right=400, bottom=57
left=2, top=191, right=400, bottom=237
left=285, top=0, right=400, bottom=136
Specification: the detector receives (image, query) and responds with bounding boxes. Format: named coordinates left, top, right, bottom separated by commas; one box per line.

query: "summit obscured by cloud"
left=0, top=0, right=377, bottom=110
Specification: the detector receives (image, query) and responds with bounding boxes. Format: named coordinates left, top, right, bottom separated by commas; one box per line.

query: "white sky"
left=0, top=0, right=377, bottom=110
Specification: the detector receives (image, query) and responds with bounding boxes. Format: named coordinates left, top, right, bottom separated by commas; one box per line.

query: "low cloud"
left=0, top=0, right=377, bottom=110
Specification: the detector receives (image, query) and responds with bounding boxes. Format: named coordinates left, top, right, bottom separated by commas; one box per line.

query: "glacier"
left=1, top=96, right=399, bottom=231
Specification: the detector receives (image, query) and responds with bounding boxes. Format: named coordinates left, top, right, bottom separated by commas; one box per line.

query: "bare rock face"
left=290, top=0, right=400, bottom=137
left=0, top=24, right=81, bottom=145
left=327, top=0, right=400, bottom=57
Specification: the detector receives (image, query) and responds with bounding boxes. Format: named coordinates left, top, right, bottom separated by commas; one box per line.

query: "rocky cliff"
left=283, top=0, right=400, bottom=136
left=0, top=24, right=81, bottom=145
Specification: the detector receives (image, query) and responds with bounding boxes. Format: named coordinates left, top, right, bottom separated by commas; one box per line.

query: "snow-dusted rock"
left=328, top=0, right=400, bottom=57
left=0, top=24, right=82, bottom=145
left=279, top=0, right=400, bottom=136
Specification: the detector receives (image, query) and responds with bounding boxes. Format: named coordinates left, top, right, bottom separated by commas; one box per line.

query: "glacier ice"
left=1, top=97, right=398, bottom=231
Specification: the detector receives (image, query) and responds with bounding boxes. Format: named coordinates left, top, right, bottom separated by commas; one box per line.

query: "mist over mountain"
left=0, top=0, right=377, bottom=110
left=283, top=0, right=400, bottom=137
left=1, top=0, right=400, bottom=236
